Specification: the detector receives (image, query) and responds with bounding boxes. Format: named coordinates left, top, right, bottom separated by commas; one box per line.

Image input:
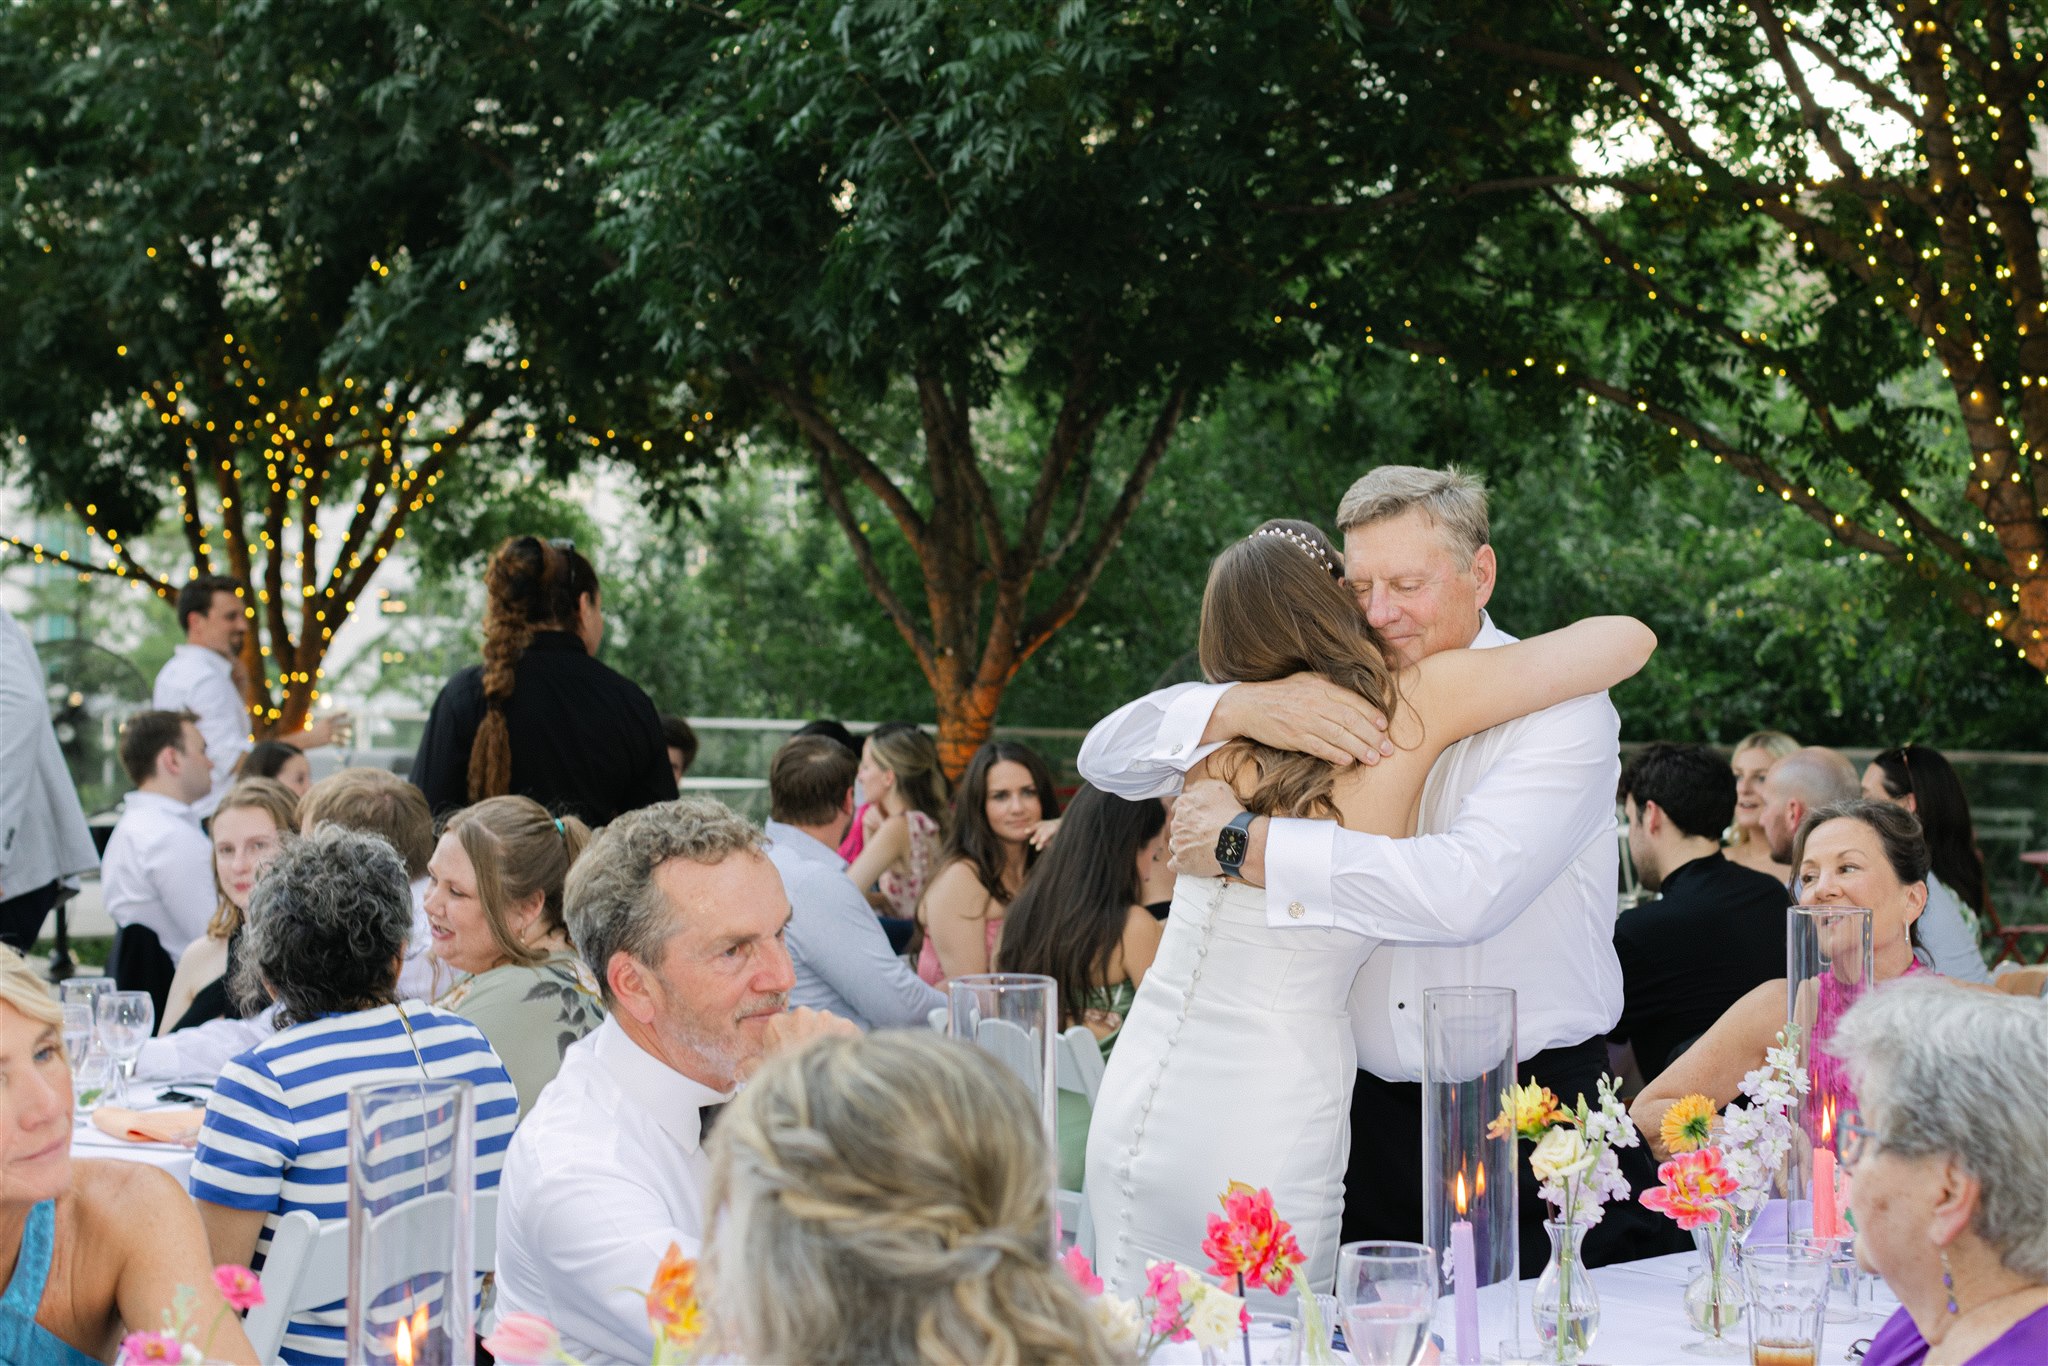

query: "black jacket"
left=1612, top=851, right=1790, bottom=1077
left=410, top=631, right=677, bottom=827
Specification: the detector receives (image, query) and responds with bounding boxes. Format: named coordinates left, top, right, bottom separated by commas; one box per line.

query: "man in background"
left=0, top=602, right=99, bottom=951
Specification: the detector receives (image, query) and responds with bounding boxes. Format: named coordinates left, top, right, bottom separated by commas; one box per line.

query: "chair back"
left=243, top=1190, right=499, bottom=1361
left=973, top=1016, right=1042, bottom=1095
left=1056, top=1025, right=1105, bottom=1105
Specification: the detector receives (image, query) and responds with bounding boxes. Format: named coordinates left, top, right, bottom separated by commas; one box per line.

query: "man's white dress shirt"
left=495, top=1015, right=730, bottom=1364
left=153, top=643, right=249, bottom=816
left=1077, top=615, right=1625, bottom=1081
left=764, top=819, right=945, bottom=1030
left=100, top=790, right=217, bottom=962
left=0, top=605, right=99, bottom=897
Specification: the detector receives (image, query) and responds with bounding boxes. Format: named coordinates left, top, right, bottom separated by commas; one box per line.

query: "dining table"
left=70, top=1083, right=211, bottom=1189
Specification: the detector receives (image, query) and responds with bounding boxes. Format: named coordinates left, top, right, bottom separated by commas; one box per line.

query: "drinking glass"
left=59, top=976, right=112, bottom=1013
left=94, top=991, right=153, bottom=1104
left=1336, top=1240, right=1439, bottom=1366
left=60, top=1004, right=93, bottom=1065
left=1201, top=1313, right=1305, bottom=1365
left=1741, top=1241, right=1830, bottom=1366
left=71, top=1049, right=116, bottom=1112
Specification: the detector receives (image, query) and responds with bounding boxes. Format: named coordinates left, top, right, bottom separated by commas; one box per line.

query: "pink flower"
left=212, top=1263, right=265, bottom=1311
left=1144, top=1261, right=1192, bottom=1342
left=482, top=1312, right=565, bottom=1364
left=1640, top=1147, right=1740, bottom=1231
left=118, top=1331, right=187, bottom=1364
left=1202, top=1183, right=1305, bottom=1296
left=1061, top=1246, right=1104, bottom=1296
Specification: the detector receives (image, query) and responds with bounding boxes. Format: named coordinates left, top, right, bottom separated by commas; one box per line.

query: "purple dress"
left=1861, top=1303, right=2048, bottom=1366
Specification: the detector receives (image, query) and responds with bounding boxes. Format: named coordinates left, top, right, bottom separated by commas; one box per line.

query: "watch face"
left=1215, top=825, right=1249, bottom=868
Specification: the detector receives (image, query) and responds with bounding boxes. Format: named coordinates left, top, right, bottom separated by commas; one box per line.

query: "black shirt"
left=410, top=631, right=678, bottom=827
left=1611, top=851, right=1790, bottom=1078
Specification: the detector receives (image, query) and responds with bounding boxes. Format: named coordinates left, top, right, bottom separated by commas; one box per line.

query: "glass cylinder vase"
left=1785, top=904, right=1872, bottom=1239
left=948, top=974, right=1059, bottom=1243
left=345, top=1079, right=476, bottom=1366
left=1421, top=986, right=1519, bottom=1365
left=1531, top=1218, right=1598, bottom=1365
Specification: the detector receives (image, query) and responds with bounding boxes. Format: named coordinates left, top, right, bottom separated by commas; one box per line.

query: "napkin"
left=90, top=1106, right=204, bottom=1147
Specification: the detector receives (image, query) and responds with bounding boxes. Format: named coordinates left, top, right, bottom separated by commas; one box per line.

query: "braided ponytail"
left=467, top=536, right=599, bottom=802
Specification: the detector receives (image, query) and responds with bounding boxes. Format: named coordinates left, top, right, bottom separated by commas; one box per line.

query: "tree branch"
left=806, top=437, right=937, bottom=674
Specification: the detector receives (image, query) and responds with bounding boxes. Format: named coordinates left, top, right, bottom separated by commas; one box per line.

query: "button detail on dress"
left=1287, top=901, right=1306, bottom=919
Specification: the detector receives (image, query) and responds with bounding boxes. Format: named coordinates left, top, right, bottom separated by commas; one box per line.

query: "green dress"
left=1058, top=979, right=1137, bottom=1191
left=439, top=949, right=606, bottom=1116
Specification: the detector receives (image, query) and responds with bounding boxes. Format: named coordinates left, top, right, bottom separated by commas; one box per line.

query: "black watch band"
left=1215, top=810, right=1257, bottom=880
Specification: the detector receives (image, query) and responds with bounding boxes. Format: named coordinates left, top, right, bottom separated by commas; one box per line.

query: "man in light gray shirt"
left=762, top=736, right=944, bottom=1030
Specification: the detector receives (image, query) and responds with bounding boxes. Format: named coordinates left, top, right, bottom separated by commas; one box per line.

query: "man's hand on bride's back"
left=1208, top=672, right=1392, bottom=766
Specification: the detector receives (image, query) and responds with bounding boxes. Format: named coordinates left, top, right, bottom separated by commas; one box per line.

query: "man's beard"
left=665, top=990, right=788, bottom=1085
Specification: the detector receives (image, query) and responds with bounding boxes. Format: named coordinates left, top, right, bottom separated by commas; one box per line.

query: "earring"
left=1941, top=1247, right=1959, bottom=1316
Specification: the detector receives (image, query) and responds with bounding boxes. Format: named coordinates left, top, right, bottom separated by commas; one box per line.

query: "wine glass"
left=93, top=991, right=153, bottom=1105
left=59, top=976, right=112, bottom=1013
left=1336, top=1240, right=1439, bottom=1366
left=60, top=1003, right=93, bottom=1066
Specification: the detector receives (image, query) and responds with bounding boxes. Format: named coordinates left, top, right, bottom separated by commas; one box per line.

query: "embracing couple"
left=1079, top=464, right=1671, bottom=1297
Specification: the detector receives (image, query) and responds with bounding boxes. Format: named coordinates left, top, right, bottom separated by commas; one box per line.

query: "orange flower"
left=1202, top=1181, right=1306, bottom=1296
left=1489, top=1081, right=1565, bottom=1142
left=645, top=1243, right=705, bottom=1347
left=1640, top=1148, right=1739, bottom=1231
left=1661, top=1094, right=1717, bottom=1155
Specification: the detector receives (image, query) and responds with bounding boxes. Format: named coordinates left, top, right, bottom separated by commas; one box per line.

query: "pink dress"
left=876, top=810, right=942, bottom=920
left=1806, top=958, right=1928, bottom=1139
left=917, top=915, right=1003, bottom=987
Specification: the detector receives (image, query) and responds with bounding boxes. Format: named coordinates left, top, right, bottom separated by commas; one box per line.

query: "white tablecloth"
left=70, top=1088, right=206, bottom=1189
left=1430, top=1251, right=1894, bottom=1366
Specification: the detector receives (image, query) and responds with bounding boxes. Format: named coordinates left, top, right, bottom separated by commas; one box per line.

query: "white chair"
left=927, top=1005, right=949, bottom=1033
left=242, top=1188, right=498, bottom=1362
left=1055, top=1025, right=1105, bottom=1259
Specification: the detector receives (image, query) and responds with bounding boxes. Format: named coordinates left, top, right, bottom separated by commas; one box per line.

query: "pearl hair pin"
left=1251, top=525, right=1342, bottom=577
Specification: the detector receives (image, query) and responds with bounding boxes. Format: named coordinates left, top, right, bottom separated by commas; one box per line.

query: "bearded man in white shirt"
left=1080, top=463, right=1675, bottom=1270
left=495, top=797, right=855, bottom=1363
left=100, top=710, right=217, bottom=1013
left=152, top=575, right=350, bottom=816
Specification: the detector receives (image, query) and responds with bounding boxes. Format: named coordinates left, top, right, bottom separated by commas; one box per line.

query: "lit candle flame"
left=1475, top=1161, right=1486, bottom=1200
left=393, top=1304, right=429, bottom=1366
left=1455, top=1169, right=1469, bottom=1216
left=1820, top=1096, right=1835, bottom=1145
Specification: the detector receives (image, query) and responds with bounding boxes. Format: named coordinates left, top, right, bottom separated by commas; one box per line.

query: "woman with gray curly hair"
left=187, top=827, right=520, bottom=1366
left=702, top=1030, right=1114, bottom=1364
left=1833, top=978, right=2048, bottom=1366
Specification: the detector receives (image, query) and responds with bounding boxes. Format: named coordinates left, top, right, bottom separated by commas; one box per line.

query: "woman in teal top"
left=0, top=947, right=255, bottom=1363
left=995, top=786, right=1169, bottom=1190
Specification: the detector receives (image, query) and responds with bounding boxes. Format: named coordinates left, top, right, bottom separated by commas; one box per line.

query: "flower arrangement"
left=1489, top=1077, right=1638, bottom=1229
left=483, top=1241, right=704, bottom=1365
left=1061, top=1248, right=1250, bottom=1361
left=1202, top=1181, right=1309, bottom=1365
left=117, top=1265, right=267, bottom=1364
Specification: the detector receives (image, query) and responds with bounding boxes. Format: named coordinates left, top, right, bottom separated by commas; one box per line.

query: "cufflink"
left=1287, top=902, right=1306, bottom=919
left=1170, top=742, right=1184, bottom=755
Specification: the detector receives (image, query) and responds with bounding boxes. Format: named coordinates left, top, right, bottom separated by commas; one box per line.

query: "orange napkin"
left=90, top=1106, right=204, bottom=1147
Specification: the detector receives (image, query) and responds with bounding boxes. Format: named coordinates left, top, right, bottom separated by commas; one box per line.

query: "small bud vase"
left=1531, top=1218, right=1598, bottom=1364
left=1682, top=1220, right=1746, bottom=1355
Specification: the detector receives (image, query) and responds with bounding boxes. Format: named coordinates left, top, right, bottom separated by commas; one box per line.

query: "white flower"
left=1530, top=1127, right=1596, bottom=1184
left=1184, top=1284, right=1247, bottom=1351
left=1088, top=1292, right=1144, bottom=1357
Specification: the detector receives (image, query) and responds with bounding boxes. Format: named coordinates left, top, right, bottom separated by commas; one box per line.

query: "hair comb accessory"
left=1251, top=525, right=1343, bottom=577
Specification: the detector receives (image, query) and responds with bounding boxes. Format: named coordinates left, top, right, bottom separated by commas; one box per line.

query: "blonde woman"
left=845, top=722, right=951, bottom=918
left=1726, top=729, right=1798, bottom=881
left=160, top=778, right=299, bottom=1033
left=426, top=796, right=605, bottom=1114
left=702, top=1031, right=1114, bottom=1364
left=0, top=947, right=257, bottom=1363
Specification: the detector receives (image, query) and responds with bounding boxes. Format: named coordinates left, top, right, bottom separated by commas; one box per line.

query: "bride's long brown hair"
left=1199, top=519, right=1400, bottom=820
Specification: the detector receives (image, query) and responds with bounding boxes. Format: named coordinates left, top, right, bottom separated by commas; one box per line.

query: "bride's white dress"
left=1084, top=874, right=1377, bottom=1297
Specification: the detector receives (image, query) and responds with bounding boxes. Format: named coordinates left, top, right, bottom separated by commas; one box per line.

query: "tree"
left=1311, top=0, right=2048, bottom=682
left=0, top=0, right=702, bottom=735
left=596, top=0, right=1429, bottom=771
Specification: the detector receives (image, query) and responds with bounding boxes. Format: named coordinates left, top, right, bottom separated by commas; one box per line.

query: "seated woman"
left=915, top=741, right=1061, bottom=986
left=190, top=827, right=519, bottom=1366
left=160, top=778, right=298, bottom=1034
left=0, top=947, right=257, bottom=1364
left=1633, top=798, right=1935, bottom=1156
left=1861, top=744, right=1993, bottom=984
left=1725, top=729, right=1798, bottom=881
left=845, top=722, right=951, bottom=919
left=995, top=784, right=1167, bottom=1189
left=426, top=796, right=605, bottom=1116
left=236, top=739, right=311, bottom=797
left=701, top=1030, right=1112, bottom=1364
left=1830, top=979, right=2048, bottom=1365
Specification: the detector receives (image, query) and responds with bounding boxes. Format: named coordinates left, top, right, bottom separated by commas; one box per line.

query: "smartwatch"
left=1214, top=810, right=1257, bottom=880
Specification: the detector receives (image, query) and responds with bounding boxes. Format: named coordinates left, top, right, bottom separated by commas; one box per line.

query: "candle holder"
left=345, top=1079, right=476, bottom=1366
left=948, top=974, right=1060, bottom=1243
left=1784, top=905, right=1872, bottom=1241
left=1422, top=986, right=1520, bottom=1365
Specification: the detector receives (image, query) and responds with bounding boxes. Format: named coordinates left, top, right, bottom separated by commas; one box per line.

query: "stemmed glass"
left=1336, top=1240, right=1439, bottom=1366
left=60, top=1003, right=93, bottom=1067
left=93, top=992, right=153, bottom=1105
left=59, top=976, right=112, bottom=1014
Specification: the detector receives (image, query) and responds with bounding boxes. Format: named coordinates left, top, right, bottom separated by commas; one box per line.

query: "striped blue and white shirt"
left=190, top=1000, right=519, bottom=1365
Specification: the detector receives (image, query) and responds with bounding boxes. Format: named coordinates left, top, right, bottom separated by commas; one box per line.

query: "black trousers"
left=0, top=880, right=60, bottom=953
left=1342, top=1037, right=1687, bottom=1272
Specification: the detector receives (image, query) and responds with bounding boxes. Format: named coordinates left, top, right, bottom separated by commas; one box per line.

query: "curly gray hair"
left=1830, top=978, right=2048, bottom=1279
left=565, top=797, right=765, bottom=1003
left=232, top=826, right=413, bottom=1026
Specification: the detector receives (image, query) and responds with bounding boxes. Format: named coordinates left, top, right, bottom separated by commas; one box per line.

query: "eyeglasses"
left=1837, top=1109, right=1882, bottom=1172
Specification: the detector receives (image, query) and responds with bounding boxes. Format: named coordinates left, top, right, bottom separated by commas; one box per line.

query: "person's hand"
left=759, top=1005, right=861, bottom=1059
left=860, top=802, right=885, bottom=840
left=1212, top=672, right=1392, bottom=766
left=1169, top=781, right=1245, bottom=879
left=301, top=710, right=353, bottom=747
left=1029, top=817, right=1061, bottom=851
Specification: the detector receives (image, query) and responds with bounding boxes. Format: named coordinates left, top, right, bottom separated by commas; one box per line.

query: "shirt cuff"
left=1150, top=683, right=1235, bottom=767
left=1265, top=818, right=1337, bottom=928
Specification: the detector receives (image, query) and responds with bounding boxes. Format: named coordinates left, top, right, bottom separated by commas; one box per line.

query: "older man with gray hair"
left=493, top=798, right=853, bottom=1364
left=1081, top=462, right=1676, bottom=1267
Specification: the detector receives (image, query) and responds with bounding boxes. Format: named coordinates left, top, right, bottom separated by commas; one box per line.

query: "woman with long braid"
left=411, top=536, right=675, bottom=825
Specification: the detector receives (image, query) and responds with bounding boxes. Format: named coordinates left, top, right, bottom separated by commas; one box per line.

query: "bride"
left=1084, top=519, right=1655, bottom=1296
